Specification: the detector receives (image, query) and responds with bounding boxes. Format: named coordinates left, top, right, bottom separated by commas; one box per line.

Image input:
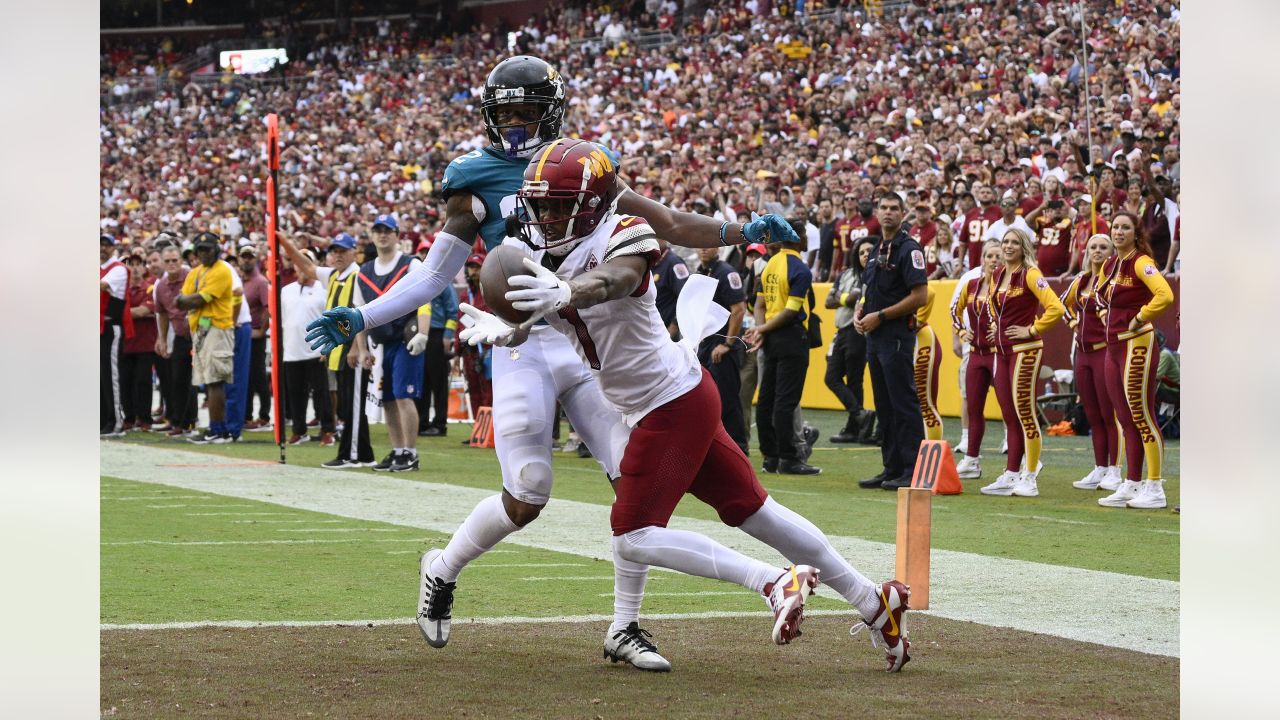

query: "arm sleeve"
left=1134, top=255, right=1175, bottom=321
left=603, top=218, right=661, bottom=265
left=950, top=281, right=969, bottom=331
left=1027, top=267, right=1066, bottom=335
left=1059, top=276, right=1081, bottom=325
left=359, top=233, right=472, bottom=330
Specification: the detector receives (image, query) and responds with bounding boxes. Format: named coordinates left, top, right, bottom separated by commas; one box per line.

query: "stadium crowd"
left=100, top=0, right=1180, bottom=506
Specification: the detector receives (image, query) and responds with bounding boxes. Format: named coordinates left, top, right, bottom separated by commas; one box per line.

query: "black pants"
left=698, top=338, right=748, bottom=454
left=867, top=335, right=924, bottom=476
left=335, top=363, right=375, bottom=463
left=283, top=358, right=334, bottom=437
left=166, top=334, right=198, bottom=429
left=100, top=327, right=123, bottom=433
left=417, top=328, right=450, bottom=432
left=120, top=351, right=157, bottom=425
left=824, top=325, right=867, bottom=413
left=246, top=335, right=271, bottom=421
left=757, top=324, right=810, bottom=462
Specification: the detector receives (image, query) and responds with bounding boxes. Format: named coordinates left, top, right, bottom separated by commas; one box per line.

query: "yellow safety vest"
left=325, top=267, right=358, bottom=371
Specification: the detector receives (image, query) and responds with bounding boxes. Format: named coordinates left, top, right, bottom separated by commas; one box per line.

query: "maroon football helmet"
left=516, top=139, right=618, bottom=255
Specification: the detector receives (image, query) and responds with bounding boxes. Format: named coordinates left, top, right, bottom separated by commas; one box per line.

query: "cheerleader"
left=913, top=283, right=943, bottom=441
left=1094, top=212, right=1175, bottom=509
left=950, top=240, right=1002, bottom=479
left=980, top=228, right=1065, bottom=497
left=1061, top=234, right=1122, bottom=492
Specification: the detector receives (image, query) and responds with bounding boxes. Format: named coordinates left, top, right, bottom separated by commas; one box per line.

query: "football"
left=480, top=244, right=536, bottom=325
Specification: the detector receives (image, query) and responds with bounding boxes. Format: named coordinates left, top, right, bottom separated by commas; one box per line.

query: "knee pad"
left=613, top=528, right=654, bottom=565
left=502, top=445, right=554, bottom=508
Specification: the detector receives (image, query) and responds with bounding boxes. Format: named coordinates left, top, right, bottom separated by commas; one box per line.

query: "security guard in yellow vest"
left=743, top=220, right=822, bottom=476
left=322, top=234, right=375, bottom=467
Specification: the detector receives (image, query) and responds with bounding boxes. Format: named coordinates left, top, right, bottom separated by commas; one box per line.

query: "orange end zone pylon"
left=910, top=440, right=962, bottom=494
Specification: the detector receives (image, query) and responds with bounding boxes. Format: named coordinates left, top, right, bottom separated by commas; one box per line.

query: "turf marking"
left=275, top=528, right=405, bottom=533
left=103, top=539, right=428, bottom=547
left=101, top=443, right=1180, bottom=657
left=598, top=591, right=741, bottom=598
left=991, top=513, right=1101, bottom=526
left=230, top=519, right=345, bottom=524
left=101, top=609, right=857, bottom=632
left=184, top=512, right=297, bottom=517
left=470, top=562, right=588, bottom=568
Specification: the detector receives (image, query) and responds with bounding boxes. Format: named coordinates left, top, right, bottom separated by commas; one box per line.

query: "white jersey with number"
left=521, top=213, right=703, bottom=426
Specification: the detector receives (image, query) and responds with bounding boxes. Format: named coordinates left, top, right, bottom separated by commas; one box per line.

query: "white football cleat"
left=956, top=432, right=969, bottom=455
left=1099, top=466, right=1123, bottom=491
left=764, top=565, right=819, bottom=645
left=1126, top=479, right=1168, bottom=509
left=1098, top=479, right=1142, bottom=508
left=980, top=470, right=1019, bottom=496
left=416, top=548, right=456, bottom=648
left=1073, top=466, right=1107, bottom=490
left=956, top=455, right=982, bottom=479
left=851, top=580, right=912, bottom=672
left=604, top=622, right=672, bottom=672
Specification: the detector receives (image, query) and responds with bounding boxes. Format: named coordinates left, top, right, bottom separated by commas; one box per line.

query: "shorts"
left=381, top=341, right=424, bottom=401
left=193, top=326, right=235, bottom=385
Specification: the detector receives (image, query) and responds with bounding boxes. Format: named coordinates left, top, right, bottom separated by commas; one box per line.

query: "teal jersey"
left=440, top=144, right=621, bottom=251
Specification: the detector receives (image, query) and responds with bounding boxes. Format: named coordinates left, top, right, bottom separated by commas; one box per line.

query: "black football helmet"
left=481, top=56, right=566, bottom=159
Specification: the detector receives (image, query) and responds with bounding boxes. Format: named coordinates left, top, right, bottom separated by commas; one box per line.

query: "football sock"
left=608, top=550, right=649, bottom=635
left=430, top=494, right=519, bottom=582
left=614, top=527, right=777, bottom=595
left=739, top=497, right=879, bottom=620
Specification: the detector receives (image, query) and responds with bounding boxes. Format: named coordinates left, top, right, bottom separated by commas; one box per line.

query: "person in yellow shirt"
left=176, top=233, right=237, bottom=443
left=912, top=283, right=943, bottom=441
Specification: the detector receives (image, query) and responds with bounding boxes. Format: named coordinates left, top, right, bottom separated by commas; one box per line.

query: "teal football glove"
left=742, top=212, right=801, bottom=246
left=305, top=306, right=365, bottom=354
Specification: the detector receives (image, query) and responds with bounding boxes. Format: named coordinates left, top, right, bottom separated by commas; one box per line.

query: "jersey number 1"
left=557, top=307, right=601, bottom=369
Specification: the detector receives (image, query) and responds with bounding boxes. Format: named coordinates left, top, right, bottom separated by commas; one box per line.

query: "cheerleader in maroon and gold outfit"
left=950, top=240, right=1001, bottom=480
left=1061, top=233, right=1122, bottom=492
left=980, top=228, right=1065, bottom=498
left=1094, top=212, right=1175, bottom=510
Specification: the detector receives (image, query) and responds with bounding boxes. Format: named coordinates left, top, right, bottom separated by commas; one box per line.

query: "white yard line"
left=103, top=538, right=426, bottom=547
left=990, top=513, right=1101, bottom=526
left=274, top=528, right=405, bottom=533
left=101, top=443, right=1180, bottom=657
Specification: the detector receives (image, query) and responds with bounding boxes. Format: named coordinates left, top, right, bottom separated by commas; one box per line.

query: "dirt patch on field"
left=102, top=615, right=1176, bottom=718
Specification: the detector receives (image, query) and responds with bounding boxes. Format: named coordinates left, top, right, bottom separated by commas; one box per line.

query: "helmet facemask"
left=482, top=97, right=564, bottom=158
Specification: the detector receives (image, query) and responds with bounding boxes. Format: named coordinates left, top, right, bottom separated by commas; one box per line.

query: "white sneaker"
left=956, top=455, right=982, bottom=479
left=1098, top=479, right=1141, bottom=508
left=604, top=622, right=672, bottom=672
left=1073, top=466, right=1107, bottom=490
left=1098, top=466, right=1123, bottom=491
left=956, top=432, right=969, bottom=455
left=980, top=470, right=1019, bottom=496
left=561, top=437, right=582, bottom=453
left=1012, top=471, right=1039, bottom=497
left=1126, top=480, right=1168, bottom=509
left=999, top=430, right=1008, bottom=455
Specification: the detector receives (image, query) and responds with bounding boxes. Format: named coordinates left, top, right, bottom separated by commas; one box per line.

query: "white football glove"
left=406, top=331, right=430, bottom=356
left=458, top=303, right=517, bottom=347
left=505, top=258, right=572, bottom=318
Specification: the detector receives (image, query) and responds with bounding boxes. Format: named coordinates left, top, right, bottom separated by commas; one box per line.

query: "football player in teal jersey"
left=306, top=55, right=798, bottom=672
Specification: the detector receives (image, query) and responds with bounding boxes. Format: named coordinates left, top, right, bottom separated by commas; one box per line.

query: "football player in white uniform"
left=303, top=56, right=803, bottom=672
left=462, top=139, right=914, bottom=671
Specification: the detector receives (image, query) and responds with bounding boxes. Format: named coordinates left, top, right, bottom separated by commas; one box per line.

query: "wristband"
left=878, top=310, right=887, bottom=323
left=719, top=222, right=729, bottom=246
left=840, top=292, right=850, bottom=306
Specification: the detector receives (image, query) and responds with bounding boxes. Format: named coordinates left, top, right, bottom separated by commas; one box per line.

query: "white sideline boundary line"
left=101, top=609, right=857, bottom=632
left=100, top=443, right=1180, bottom=657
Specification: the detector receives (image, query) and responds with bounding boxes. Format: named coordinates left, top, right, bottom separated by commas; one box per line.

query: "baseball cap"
left=1118, top=93, right=1132, bottom=103
left=1077, top=194, right=1094, bottom=205
left=416, top=238, right=433, bottom=253
left=373, top=214, right=399, bottom=231
left=238, top=245, right=258, bottom=257
left=193, top=232, right=221, bottom=249
left=100, top=233, right=117, bottom=246
left=1119, top=120, right=1135, bottom=134
left=465, top=253, right=486, bottom=266
left=745, top=243, right=768, bottom=256
left=331, top=233, right=358, bottom=250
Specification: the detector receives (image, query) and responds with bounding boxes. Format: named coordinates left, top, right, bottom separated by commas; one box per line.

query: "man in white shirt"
left=278, top=240, right=336, bottom=447
left=982, top=195, right=1037, bottom=248
left=100, top=234, right=129, bottom=436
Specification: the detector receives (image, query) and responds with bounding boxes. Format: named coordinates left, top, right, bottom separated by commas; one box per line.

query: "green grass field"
left=101, top=410, right=1179, bottom=717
